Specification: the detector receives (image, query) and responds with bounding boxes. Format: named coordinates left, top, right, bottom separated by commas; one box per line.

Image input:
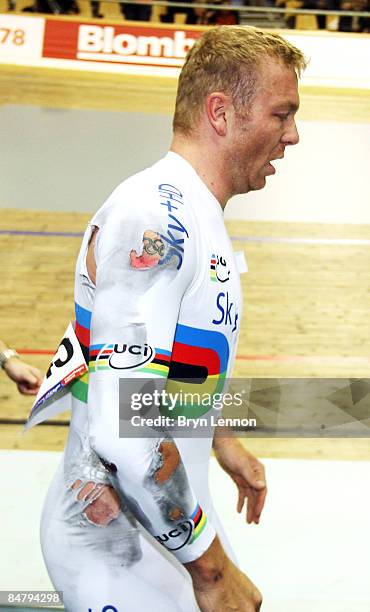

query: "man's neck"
left=170, top=135, right=230, bottom=209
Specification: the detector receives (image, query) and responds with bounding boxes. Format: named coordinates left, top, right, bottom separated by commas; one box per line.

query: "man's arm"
left=85, top=201, right=215, bottom=563
left=213, top=428, right=267, bottom=524
left=186, top=536, right=262, bottom=612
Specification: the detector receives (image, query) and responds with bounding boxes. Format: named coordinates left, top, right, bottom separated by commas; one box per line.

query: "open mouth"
left=266, top=154, right=284, bottom=174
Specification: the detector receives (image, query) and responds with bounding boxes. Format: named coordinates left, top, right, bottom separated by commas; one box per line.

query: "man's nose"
left=283, top=118, right=299, bottom=146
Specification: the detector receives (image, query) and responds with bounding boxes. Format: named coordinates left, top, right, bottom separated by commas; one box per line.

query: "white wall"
left=0, top=105, right=172, bottom=214
left=226, top=120, right=370, bottom=224
left=1, top=105, right=369, bottom=224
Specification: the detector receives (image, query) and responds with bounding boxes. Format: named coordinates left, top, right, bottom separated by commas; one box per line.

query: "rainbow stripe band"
left=88, top=343, right=170, bottom=376
left=139, top=349, right=170, bottom=377
left=210, top=254, right=217, bottom=282
left=89, top=344, right=114, bottom=371
left=71, top=372, right=89, bottom=403
left=71, top=302, right=92, bottom=403
left=190, top=503, right=208, bottom=543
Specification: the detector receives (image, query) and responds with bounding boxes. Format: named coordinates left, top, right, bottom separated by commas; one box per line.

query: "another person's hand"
left=186, top=536, right=262, bottom=611
left=213, top=436, right=267, bottom=524
left=4, top=357, right=43, bottom=396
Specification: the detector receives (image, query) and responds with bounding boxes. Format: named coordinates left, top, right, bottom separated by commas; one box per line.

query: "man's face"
left=227, top=59, right=300, bottom=195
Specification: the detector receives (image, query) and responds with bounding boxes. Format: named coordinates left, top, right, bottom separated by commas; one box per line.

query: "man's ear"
left=205, top=92, right=232, bottom=137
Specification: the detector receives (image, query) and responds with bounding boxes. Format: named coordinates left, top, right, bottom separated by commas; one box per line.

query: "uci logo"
left=108, top=343, right=154, bottom=370
left=155, top=520, right=193, bottom=551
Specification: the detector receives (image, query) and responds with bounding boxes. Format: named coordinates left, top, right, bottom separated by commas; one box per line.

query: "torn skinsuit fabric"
left=39, top=152, right=243, bottom=612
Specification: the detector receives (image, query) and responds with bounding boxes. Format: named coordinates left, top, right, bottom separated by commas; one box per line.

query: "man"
left=0, top=339, right=42, bottom=395
left=36, top=26, right=306, bottom=612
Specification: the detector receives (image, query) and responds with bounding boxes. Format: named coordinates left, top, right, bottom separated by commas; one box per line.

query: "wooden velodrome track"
left=1, top=46, right=370, bottom=460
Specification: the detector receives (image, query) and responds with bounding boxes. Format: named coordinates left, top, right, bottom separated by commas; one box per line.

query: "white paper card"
left=234, top=250, right=248, bottom=273
left=25, top=322, right=87, bottom=429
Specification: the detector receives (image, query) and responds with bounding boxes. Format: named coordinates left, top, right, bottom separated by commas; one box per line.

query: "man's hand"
left=213, top=436, right=267, bottom=524
left=193, top=562, right=262, bottom=612
left=4, top=357, right=43, bottom=396
left=186, top=536, right=262, bottom=611
left=71, top=480, right=121, bottom=526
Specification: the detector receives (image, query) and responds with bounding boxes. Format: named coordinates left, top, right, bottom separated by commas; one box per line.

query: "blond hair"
left=173, top=26, right=307, bottom=135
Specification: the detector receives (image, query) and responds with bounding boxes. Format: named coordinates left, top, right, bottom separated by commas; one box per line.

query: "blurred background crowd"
left=7, top=0, right=370, bottom=33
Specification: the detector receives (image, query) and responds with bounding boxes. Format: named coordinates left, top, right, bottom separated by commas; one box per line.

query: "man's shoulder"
left=89, top=155, right=196, bottom=272
left=111, top=153, right=188, bottom=202
left=92, top=154, right=193, bottom=228
left=109, top=160, right=160, bottom=201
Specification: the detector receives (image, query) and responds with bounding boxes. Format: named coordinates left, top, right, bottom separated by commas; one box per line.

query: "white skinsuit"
left=38, top=152, right=243, bottom=612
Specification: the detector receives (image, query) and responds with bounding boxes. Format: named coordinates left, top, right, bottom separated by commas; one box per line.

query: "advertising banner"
left=1, top=14, right=369, bottom=87
left=43, top=20, right=201, bottom=68
left=0, top=13, right=44, bottom=62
